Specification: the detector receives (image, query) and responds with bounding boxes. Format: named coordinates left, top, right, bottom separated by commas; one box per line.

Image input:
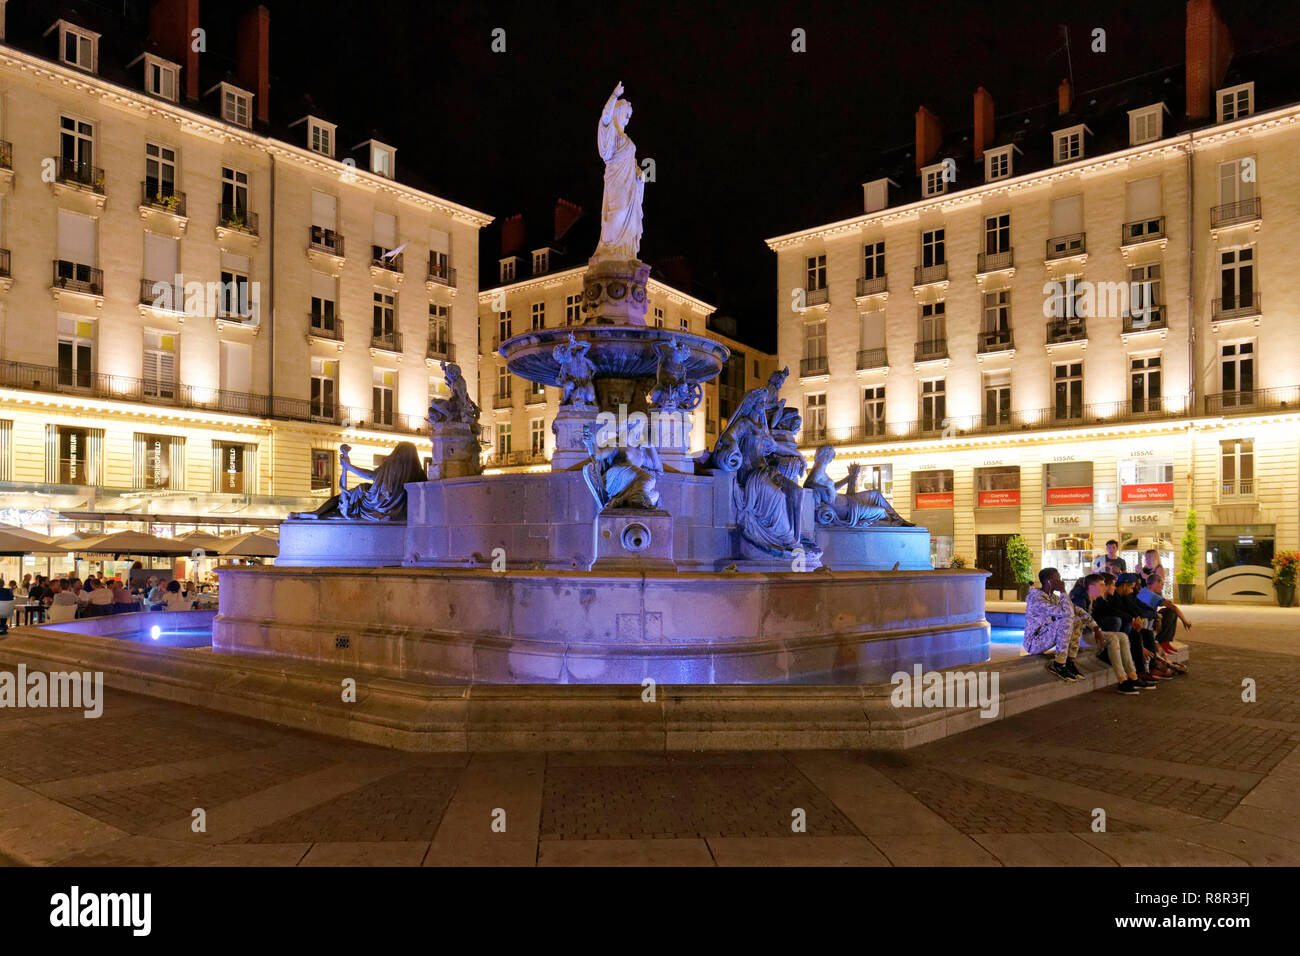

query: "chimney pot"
left=914, top=105, right=943, bottom=174
left=1058, top=78, right=1072, bottom=115
left=148, top=0, right=200, bottom=100
left=973, top=87, right=995, bottom=161
left=501, top=214, right=526, bottom=258
left=553, top=199, right=582, bottom=240
left=237, top=5, right=271, bottom=124
left=1185, top=0, right=1234, bottom=118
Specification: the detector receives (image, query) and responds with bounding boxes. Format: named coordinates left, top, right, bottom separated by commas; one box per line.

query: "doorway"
left=977, top=533, right=1016, bottom=597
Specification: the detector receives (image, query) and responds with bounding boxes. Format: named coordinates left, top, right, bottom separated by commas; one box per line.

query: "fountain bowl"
left=500, top=325, right=729, bottom=388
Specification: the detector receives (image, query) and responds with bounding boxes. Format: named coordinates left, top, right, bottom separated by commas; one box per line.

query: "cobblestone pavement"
left=0, top=630, right=1297, bottom=866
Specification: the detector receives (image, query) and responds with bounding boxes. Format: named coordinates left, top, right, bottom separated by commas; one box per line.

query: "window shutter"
left=311, top=191, right=338, bottom=230
left=1049, top=195, right=1083, bottom=236
left=57, top=210, right=96, bottom=264
left=143, top=232, right=178, bottom=281
left=373, top=212, right=397, bottom=249
left=429, top=228, right=450, bottom=256
left=1125, top=177, right=1161, bottom=221
left=310, top=271, right=335, bottom=301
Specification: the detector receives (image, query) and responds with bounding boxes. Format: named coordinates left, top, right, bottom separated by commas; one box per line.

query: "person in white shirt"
left=163, top=579, right=192, bottom=611
left=50, top=582, right=78, bottom=607
left=87, top=580, right=115, bottom=611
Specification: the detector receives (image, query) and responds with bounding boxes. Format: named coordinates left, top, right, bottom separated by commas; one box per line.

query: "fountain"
left=215, top=83, right=989, bottom=686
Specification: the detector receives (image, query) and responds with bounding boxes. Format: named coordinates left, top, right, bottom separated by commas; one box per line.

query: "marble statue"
left=594, top=81, right=645, bottom=260
left=769, top=407, right=806, bottom=482
left=708, top=367, right=790, bottom=471
left=427, top=362, right=481, bottom=434
left=553, top=332, right=597, bottom=406
left=581, top=419, right=663, bottom=510
left=804, top=446, right=914, bottom=528
left=649, top=337, right=694, bottom=410
left=289, top=442, right=426, bottom=521
left=729, top=413, right=819, bottom=560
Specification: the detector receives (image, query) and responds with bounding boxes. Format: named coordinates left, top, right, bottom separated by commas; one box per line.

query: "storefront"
left=1042, top=459, right=1094, bottom=586
left=1117, top=453, right=1176, bottom=596
left=1206, top=524, right=1276, bottom=604
left=973, top=464, right=1021, bottom=594
left=912, top=467, right=954, bottom=568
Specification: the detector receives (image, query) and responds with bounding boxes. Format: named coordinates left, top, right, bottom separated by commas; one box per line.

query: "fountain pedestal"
left=582, top=256, right=653, bottom=326
left=427, top=421, right=482, bottom=480
left=592, top=508, right=676, bottom=571
left=550, top=404, right=601, bottom=471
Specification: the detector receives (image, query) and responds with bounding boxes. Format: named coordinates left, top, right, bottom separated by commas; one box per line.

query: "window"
left=859, top=310, right=885, bottom=352
left=1048, top=195, right=1084, bottom=254
left=806, top=254, right=827, bottom=291
left=1047, top=274, right=1085, bottom=322
left=1220, top=439, right=1254, bottom=498
left=653, top=307, right=664, bottom=328
left=1128, top=263, right=1162, bottom=323
left=221, top=340, right=251, bottom=395
left=136, top=434, right=177, bottom=490
left=565, top=294, right=582, bottom=325
left=982, top=290, right=1011, bottom=344
left=863, top=241, right=885, bottom=280
left=57, top=316, right=93, bottom=389
left=1220, top=342, right=1254, bottom=403
left=985, top=146, right=1013, bottom=181
left=984, top=214, right=1010, bottom=255
left=372, top=290, right=396, bottom=341
left=529, top=378, right=545, bottom=400
left=143, top=55, right=178, bottom=101
left=368, top=142, right=395, bottom=178
left=57, top=22, right=97, bottom=72
left=1053, top=362, right=1083, bottom=420
left=1129, top=355, right=1162, bottom=413
left=860, top=463, right=893, bottom=498
left=679, top=317, right=688, bottom=331
left=311, top=449, right=334, bottom=491
left=983, top=371, right=1011, bottom=425
left=56, top=209, right=97, bottom=277
left=308, top=118, right=334, bottom=157
left=429, top=304, right=450, bottom=356
left=531, top=301, right=545, bottom=330
left=533, top=249, right=549, bottom=274
left=1123, top=177, right=1163, bottom=242
left=1053, top=125, right=1086, bottom=164
left=219, top=263, right=252, bottom=319
left=1217, top=83, right=1254, bottom=123
left=862, top=386, right=885, bottom=436
left=530, top=418, right=545, bottom=456
left=863, top=178, right=892, bottom=213
left=1218, top=158, right=1256, bottom=206
left=1129, top=105, right=1163, bottom=145
left=60, top=115, right=94, bottom=170
left=920, top=228, right=945, bottom=268
left=919, top=379, right=946, bottom=432
left=311, top=272, right=337, bottom=331
left=805, top=393, right=827, bottom=442
left=221, top=167, right=249, bottom=216
left=221, top=85, right=252, bottom=127
left=1219, top=247, right=1254, bottom=310
left=142, top=330, right=177, bottom=401
left=372, top=369, right=395, bottom=426
left=310, top=359, right=337, bottom=420
left=921, top=163, right=947, bottom=197
left=802, top=319, right=827, bottom=371
left=214, top=441, right=247, bottom=493
left=52, top=426, right=99, bottom=485
left=497, top=365, right=511, bottom=399
left=145, top=143, right=177, bottom=200
left=497, top=310, right=512, bottom=342
left=496, top=422, right=512, bottom=457
left=919, top=301, right=946, bottom=345
left=499, top=258, right=516, bottom=282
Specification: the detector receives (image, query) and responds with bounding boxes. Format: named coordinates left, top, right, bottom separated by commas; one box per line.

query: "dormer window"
left=219, top=83, right=252, bottom=127
left=140, top=54, right=179, bottom=102
left=920, top=163, right=948, bottom=198
left=1129, top=104, right=1165, bottom=146
left=984, top=145, right=1017, bottom=182
left=1218, top=83, right=1254, bottom=123
left=308, top=118, right=335, bottom=158
left=1052, top=124, right=1089, bottom=164
left=532, top=249, right=550, bottom=274
left=500, top=258, right=517, bottom=283
left=49, top=20, right=99, bottom=73
left=356, top=140, right=396, bottom=178
left=862, top=177, right=898, bottom=214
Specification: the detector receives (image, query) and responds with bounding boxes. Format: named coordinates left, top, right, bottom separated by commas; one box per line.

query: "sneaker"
left=1146, top=669, right=1172, bottom=680
left=1047, top=661, right=1074, bottom=682
left=1136, top=677, right=1159, bottom=689
left=1116, top=680, right=1141, bottom=695
left=1160, top=642, right=1177, bottom=655
left=1064, top=660, right=1086, bottom=681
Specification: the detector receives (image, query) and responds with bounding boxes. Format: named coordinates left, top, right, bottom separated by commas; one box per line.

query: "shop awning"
left=77, top=531, right=196, bottom=557
left=216, top=531, right=278, bottom=558
left=0, top=528, right=69, bottom=556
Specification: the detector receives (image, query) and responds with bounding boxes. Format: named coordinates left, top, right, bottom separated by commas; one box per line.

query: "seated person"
left=50, top=582, right=79, bottom=608
left=1087, top=573, right=1151, bottom=694
left=1137, top=550, right=1166, bottom=590
left=86, top=579, right=115, bottom=615
left=1024, top=567, right=1088, bottom=682
left=0, top=580, right=12, bottom=634
left=1138, top=572, right=1191, bottom=661
left=163, top=579, right=193, bottom=612
left=1117, top=574, right=1177, bottom=680
left=113, top=580, right=140, bottom=612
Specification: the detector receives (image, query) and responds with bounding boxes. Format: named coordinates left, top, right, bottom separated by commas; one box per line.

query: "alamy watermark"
left=593, top=403, right=691, bottom=449
left=0, top=665, right=103, bottom=718
left=890, top=663, right=1000, bottom=718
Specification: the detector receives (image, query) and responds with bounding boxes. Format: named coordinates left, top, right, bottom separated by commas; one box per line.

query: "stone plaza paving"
left=0, top=605, right=1297, bottom=866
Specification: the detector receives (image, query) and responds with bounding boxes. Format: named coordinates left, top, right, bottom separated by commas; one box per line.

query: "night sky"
left=247, top=0, right=1300, bottom=352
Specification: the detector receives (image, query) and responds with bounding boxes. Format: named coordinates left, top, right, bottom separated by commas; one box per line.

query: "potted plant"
left=1007, top=534, right=1034, bottom=601
left=1176, top=508, right=1198, bottom=604
left=1272, top=551, right=1299, bottom=608
left=949, top=555, right=968, bottom=569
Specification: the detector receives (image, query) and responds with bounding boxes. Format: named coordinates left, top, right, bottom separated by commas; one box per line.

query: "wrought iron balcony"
left=1205, top=385, right=1300, bottom=416
left=218, top=203, right=258, bottom=235
left=1122, top=307, right=1166, bottom=333
left=977, top=329, right=1014, bottom=353
left=1210, top=197, right=1261, bottom=229
left=140, top=278, right=185, bottom=311
left=1212, top=293, right=1261, bottom=322
left=427, top=256, right=457, bottom=287
left=803, top=287, right=829, bottom=306
left=799, top=355, right=829, bottom=377
left=913, top=262, right=948, bottom=286
left=427, top=340, right=455, bottom=361
left=309, top=313, right=343, bottom=341
left=493, top=392, right=513, bottom=409
left=371, top=248, right=404, bottom=273
left=1045, top=319, right=1087, bottom=344
left=976, top=250, right=1014, bottom=274
left=141, top=182, right=186, bottom=217
left=370, top=330, right=403, bottom=353
left=856, top=348, right=887, bottom=370
left=52, top=260, right=103, bottom=296
left=1121, top=216, right=1164, bottom=245
left=1045, top=232, right=1086, bottom=259
left=309, top=226, right=344, bottom=257
left=856, top=275, right=887, bottom=297
left=57, top=159, right=105, bottom=194
left=914, top=339, right=948, bottom=362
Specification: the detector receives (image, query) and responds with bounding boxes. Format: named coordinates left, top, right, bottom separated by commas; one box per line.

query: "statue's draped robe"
left=596, top=119, right=644, bottom=259
left=337, top=445, right=426, bottom=521
left=806, top=472, right=907, bottom=527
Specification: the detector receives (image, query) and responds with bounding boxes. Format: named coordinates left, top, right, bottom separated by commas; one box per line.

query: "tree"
left=1176, top=508, right=1198, bottom=586
left=1007, top=535, right=1034, bottom=584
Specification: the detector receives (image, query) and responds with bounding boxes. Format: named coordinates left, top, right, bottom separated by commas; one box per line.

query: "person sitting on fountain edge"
left=1023, top=567, right=1090, bottom=682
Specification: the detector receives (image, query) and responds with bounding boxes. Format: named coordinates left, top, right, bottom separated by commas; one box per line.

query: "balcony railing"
left=977, top=329, right=1014, bottom=353
left=1212, top=293, right=1261, bottom=322
left=1205, top=385, right=1300, bottom=416
left=309, top=227, right=344, bottom=257
left=141, top=182, right=186, bottom=217
left=56, top=158, right=105, bottom=194
left=370, top=330, right=403, bottom=353
left=856, top=348, right=887, bottom=370
left=0, top=140, right=11, bottom=170
left=140, top=278, right=185, bottom=311
left=52, top=260, right=103, bottom=296
left=218, top=203, right=258, bottom=235
left=1045, top=319, right=1088, bottom=344
left=1122, top=308, right=1166, bottom=333
left=976, top=250, right=1014, bottom=274
left=0, top=249, right=9, bottom=278
left=493, top=392, right=513, bottom=409
left=1210, top=197, right=1261, bottom=229
left=1121, top=216, right=1164, bottom=245
left=1045, top=232, right=1086, bottom=259
left=802, top=394, right=1190, bottom=448
left=309, top=314, right=343, bottom=341
left=427, top=341, right=455, bottom=361
left=1221, top=478, right=1255, bottom=498
left=371, top=249, right=404, bottom=273
left=427, top=257, right=457, bottom=287
left=856, top=275, right=887, bottom=297
left=913, top=262, right=948, bottom=286
left=914, top=339, right=948, bottom=362
left=342, top=406, right=426, bottom=436
left=525, top=387, right=547, bottom=405
left=804, top=287, right=829, bottom=306
left=800, top=355, right=829, bottom=377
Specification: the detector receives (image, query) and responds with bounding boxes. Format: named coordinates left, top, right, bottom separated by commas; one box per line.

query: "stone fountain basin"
left=500, top=326, right=729, bottom=387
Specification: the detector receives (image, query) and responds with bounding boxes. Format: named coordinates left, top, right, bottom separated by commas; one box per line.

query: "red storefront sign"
left=977, top=489, right=1021, bottom=507
left=1120, top=482, right=1174, bottom=503
left=914, top=492, right=955, bottom=509
left=1046, top=486, right=1092, bottom=506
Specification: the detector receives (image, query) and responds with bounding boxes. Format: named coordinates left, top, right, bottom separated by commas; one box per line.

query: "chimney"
left=148, top=0, right=200, bottom=101
left=973, top=87, right=995, bottom=161
left=553, top=199, right=582, bottom=240
left=236, top=5, right=271, bottom=124
left=1057, top=78, right=1072, bottom=115
left=1185, top=0, right=1234, bottom=118
left=914, top=105, right=942, bottom=173
left=501, top=214, right=525, bottom=258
